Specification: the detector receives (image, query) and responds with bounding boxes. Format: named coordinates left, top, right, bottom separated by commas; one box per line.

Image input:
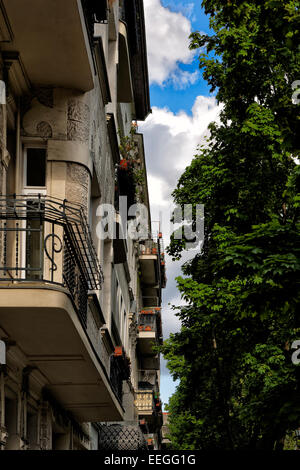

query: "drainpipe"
left=15, top=97, right=21, bottom=194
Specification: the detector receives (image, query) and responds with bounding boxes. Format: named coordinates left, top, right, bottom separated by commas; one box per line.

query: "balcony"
left=0, top=0, right=95, bottom=92
left=118, top=21, right=134, bottom=104
left=109, top=210, right=127, bottom=266
left=0, top=195, right=124, bottom=422
left=81, top=0, right=108, bottom=44
left=115, top=161, right=137, bottom=211
left=0, top=195, right=103, bottom=306
left=135, top=385, right=163, bottom=432
left=137, top=308, right=162, bottom=367
left=120, top=0, right=151, bottom=120
left=158, top=235, right=167, bottom=289
left=138, top=239, right=161, bottom=307
left=135, top=389, right=155, bottom=415
left=110, top=346, right=131, bottom=403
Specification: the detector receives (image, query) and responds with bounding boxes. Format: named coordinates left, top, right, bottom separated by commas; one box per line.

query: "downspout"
left=15, top=97, right=21, bottom=194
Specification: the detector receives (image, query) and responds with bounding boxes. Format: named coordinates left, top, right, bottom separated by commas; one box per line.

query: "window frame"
left=23, top=143, right=47, bottom=194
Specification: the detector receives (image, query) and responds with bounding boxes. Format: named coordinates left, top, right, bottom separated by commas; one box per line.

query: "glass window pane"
left=26, top=148, right=46, bottom=187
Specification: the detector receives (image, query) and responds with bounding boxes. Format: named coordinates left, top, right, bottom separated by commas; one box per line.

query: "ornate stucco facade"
left=0, top=0, right=166, bottom=450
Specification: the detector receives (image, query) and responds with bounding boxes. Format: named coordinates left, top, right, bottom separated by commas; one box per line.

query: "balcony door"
left=21, top=145, right=47, bottom=280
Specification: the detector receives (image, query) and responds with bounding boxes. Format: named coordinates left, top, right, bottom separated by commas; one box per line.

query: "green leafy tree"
left=163, top=0, right=300, bottom=450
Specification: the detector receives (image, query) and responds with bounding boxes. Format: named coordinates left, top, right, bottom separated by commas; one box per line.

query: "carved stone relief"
left=36, top=121, right=53, bottom=139
left=22, top=96, right=67, bottom=139
left=66, top=163, right=89, bottom=214
left=67, top=100, right=90, bottom=143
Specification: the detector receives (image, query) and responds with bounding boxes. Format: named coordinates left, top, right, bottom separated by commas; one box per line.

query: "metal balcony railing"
left=135, top=385, right=161, bottom=416
left=109, top=347, right=131, bottom=404
left=138, top=313, right=157, bottom=333
left=138, top=239, right=158, bottom=256
left=0, top=195, right=104, bottom=328
left=138, top=309, right=162, bottom=343
left=135, top=390, right=155, bottom=413
left=81, top=0, right=108, bottom=45
left=139, top=236, right=167, bottom=291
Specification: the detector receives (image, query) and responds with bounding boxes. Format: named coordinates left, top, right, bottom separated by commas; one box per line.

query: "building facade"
left=0, top=0, right=166, bottom=450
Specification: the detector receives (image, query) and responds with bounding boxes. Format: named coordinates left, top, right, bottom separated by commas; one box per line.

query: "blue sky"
left=138, top=0, right=222, bottom=410
left=150, top=0, right=212, bottom=115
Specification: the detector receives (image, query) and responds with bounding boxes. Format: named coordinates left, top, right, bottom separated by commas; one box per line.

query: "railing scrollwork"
left=44, top=233, right=63, bottom=274
left=0, top=195, right=104, bottom=329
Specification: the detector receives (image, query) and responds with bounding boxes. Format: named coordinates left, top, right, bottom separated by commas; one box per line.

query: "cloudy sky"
left=138, top=0, right=222, bottom=408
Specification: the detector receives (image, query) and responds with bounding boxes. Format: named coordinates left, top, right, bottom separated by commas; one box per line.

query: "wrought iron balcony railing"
left=139, top=236, right=167, bottom=291
left=110, top=347, right=131, bottom=404
left=138, top=309, right=163, bottom=344
left=0, top=195, right=104, bottom=327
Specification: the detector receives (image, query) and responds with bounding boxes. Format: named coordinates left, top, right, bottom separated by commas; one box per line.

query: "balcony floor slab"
left=0, top=286, right=124, bottom=422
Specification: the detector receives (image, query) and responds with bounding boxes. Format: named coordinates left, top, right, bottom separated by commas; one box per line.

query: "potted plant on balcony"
left=113, top=346, right=131, bottom=381
left=117, top=124, right=146, bottom=205
left=118, top=124, right=139, bottom=163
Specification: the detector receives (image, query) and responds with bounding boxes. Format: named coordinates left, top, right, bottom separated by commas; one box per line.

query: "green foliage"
left=163, top=0, right=300, bottom=450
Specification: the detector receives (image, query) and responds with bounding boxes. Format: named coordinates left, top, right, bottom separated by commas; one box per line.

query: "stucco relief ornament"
left=67, top=100, right=90, bottom=143
left=36, top=121, right=53, bottom=139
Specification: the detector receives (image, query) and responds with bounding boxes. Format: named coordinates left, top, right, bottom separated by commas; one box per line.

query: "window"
left=24, top=147, right=46, bottom=188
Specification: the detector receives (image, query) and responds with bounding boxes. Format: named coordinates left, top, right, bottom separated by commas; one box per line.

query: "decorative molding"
left=100, top=327, right=115, bottom=356
left=88, top=293, right=106, bottom=328
left=36, top=121, right=52, bottom=139
left=67, top=100, right=89, bottom=143
left=2, top=51, right=31, bottom=97
left=66, top=163, right=89, bottom=212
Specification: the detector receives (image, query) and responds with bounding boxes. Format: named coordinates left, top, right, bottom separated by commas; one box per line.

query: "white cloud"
left=163, top=1, right=196, bottom=20
left=147, top=174, right=171, bottom=208
left=162, top=290, right=187, bottom=335
left=170, top=69, right=200, bottom=90
left=139, top=95, right=222, bottom=337
left=144, top=0, right=197, bottom=87
left=140, top=95, right=222, bottom=174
